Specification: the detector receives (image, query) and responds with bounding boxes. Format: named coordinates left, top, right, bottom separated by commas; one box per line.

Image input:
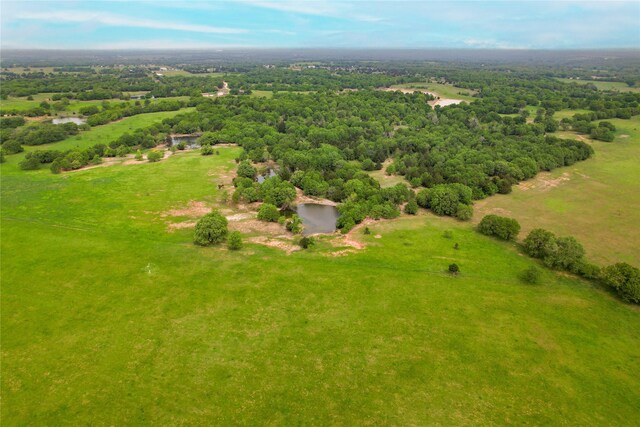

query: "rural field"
left=2, top=10, right=640, bottom=422
left=474, top=116, right=640, bottom=265
left=555, top=78, right=640, bottom=93
left=2, top=129, right=640, bottom=424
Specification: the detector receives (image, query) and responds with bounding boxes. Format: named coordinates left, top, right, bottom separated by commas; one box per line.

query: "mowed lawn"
left=474, top=116, right=640, bottom=265
left=2, top=148, right=639, bottom=425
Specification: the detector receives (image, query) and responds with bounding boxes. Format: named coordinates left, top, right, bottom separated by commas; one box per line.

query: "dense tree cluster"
left=477, top=215, right=521, bottom=240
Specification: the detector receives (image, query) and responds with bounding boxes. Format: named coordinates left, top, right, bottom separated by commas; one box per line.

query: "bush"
left=135, top=150, right=143, bottom=161
left=227, top=231, right=242, bottom=251
left=194, top=211, right=228, bottom=246
left=285, top=214, right=303, bottom=234
left=257, top=203, right=280, bottom=222
left=455, top=203, right=473, bottom=221
left=543, top=236, right=585, bottom=271
left=448, top=263, right=460, bottom=274
left=477, top=215, right=520, bottom=241
left=299, top=236, right=315, bottom=249
left=521, top=266, right=541, bottom=284
left=523, top=228, right=556, bottom=258
left=404, top=200, right=418, bottom=215
left=600, top=263, right=640, bottom=304
left=237, top=160, right=257, bottom=179
left=201, top=145, right=214, bottom=156
left=147, top=150, right=164, bottom=162
left=19, top=156, right=41, bottom=170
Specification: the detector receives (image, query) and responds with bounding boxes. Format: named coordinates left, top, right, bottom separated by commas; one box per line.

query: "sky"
left=1, top=0, right=639, bottom=50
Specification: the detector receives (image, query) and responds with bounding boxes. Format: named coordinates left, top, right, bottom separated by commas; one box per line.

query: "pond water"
left=52, top=117, right=87, bottom=125
left=296, top=203, right=339, bottom=235
left=170, top=135, right=200, bottom=148
left=257, top=169, right=277, bottom=183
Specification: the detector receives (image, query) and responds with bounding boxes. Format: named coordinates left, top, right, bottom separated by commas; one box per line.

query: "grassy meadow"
left=556, top=78, right=640, bottom=93
left=9, top=109, right=195, bottom=159
left=0, top=95, right=189, bottom=113
left=2, top=134, right=639, bottom=424
left=474, top=116, right=640, bottom=265
left=389, top=82, right=477, bottom=101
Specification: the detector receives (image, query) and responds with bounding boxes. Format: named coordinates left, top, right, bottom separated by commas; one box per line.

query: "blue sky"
left=1, top=1, right=639, bottom=49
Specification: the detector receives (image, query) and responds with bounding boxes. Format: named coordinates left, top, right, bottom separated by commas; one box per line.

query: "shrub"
left=455, top=203, right=473, bottom=221
left=147, top=150, right=164, bottom=162
left=363, top=227, right=371, bottom=235
left=194, top=211, right=228, bottom=246
left=257, top=203, right=280, bottom=222
left=543, top=236, right=585, bottom=271
left=227, top=231, right=242, bottom=251
left=135, top=150, right=143, bottom=161
left=201, top=145, right=214, bottom=156
left=523, top=228, right=557, bottom=258
left=299, top=236, right=315, bottom=249
left=285, top=214, right=303, bottom=234
left=521, top=266, right=541, bottom=284
left=19, top=156, right=41, bottom=170
left=448, top=263, right=460, bottom=274
left=443, top=230, right=453, bottom=239
left=600, top=263, right=640, bottom=304
left=477, top=214, right=520, bottom=241
left=404, top=200, right=419, bottom=215
left=237, top=160, right=257, bottom=179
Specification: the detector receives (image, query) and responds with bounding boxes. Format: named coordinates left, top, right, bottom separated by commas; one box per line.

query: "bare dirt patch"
left=163, top=201, right=211, bottom=218
left=167, top=221, right=197, bottom=231
left=248, top=236, right=300, bottom=254
left=517, top=172, right=571, bottom=192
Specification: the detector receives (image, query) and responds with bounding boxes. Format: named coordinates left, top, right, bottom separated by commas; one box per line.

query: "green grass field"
left=2, top=138, right=639, bottom=424
left=556, top=78, right=640, bottom=93
left=389, top=82, right=477, bottom=101
left=0, top=95, right=189, bottom=113
left=475, top=116, right=640, bottom=265
left=4, top=109, right=194, bottom=159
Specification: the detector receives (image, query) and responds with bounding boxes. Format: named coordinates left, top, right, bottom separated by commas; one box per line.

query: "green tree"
left=147, top=150, right=164, bottom=162
left=523, top=229, right=557, bottom=259
left=227, top=231, right=243, bottom=251
left=404, top=200, right=418, bottom=215
left=448, top=263, right=460, bottom=274
left=237, top=160, right=257, bottom=179
left=194, top=211, right=228, bottom=246
left=600, top=263, right=640, bottom=304
left=257, top=203, right=280, bottom=222
left=478, top=215, right=520, bottom=241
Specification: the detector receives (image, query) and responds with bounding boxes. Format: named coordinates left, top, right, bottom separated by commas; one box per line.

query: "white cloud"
left=239, top=0, right=384, bottom=22
left=17, top=11, right=248, bottom=34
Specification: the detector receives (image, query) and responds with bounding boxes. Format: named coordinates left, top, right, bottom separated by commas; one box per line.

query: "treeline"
left=478, top=214, right=639, bottom=304
left=1, top=122, right=81, bottom=154
left=225, top=68, right=399, bottom=91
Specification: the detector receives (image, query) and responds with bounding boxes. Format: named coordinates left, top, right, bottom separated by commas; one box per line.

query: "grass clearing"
left=474, top=116, right=640, bottom=265
left=555, top=78, right=640, bottom=93
left=2, top=140, right=639, bottom=424
left=1, top=95, right=189, bottom=113
left=3, top=109, right=194, bottom=160
left=389, top=82, right=477, bottom=101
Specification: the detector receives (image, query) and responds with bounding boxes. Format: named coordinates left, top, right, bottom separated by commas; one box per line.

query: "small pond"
left=170, top=135, right=200, bottom=148
left=296, top=203, right=339, bottom=235
left=52, top=117, right=87, bottom=125
left=257, top=169, right=277, bottom=183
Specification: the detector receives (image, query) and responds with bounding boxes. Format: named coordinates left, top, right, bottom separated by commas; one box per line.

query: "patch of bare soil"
left=226, top=213, right=253, bottom=221
left=517, top=172, right=571, bottom=192
left=167, top=221, right=197, bottom=231
left=248, top=236, right=300, bottom=254
left=163, top=201, right=211, bottom=218
left=326, top=249, right=356, bottom=257
left=294, top=188, right=338, bottom=206
left=339, top=218, right=377, bottom=250
left=619, top=134, right=630, bottom=139
left=229, top=219, right=284, bottom=235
